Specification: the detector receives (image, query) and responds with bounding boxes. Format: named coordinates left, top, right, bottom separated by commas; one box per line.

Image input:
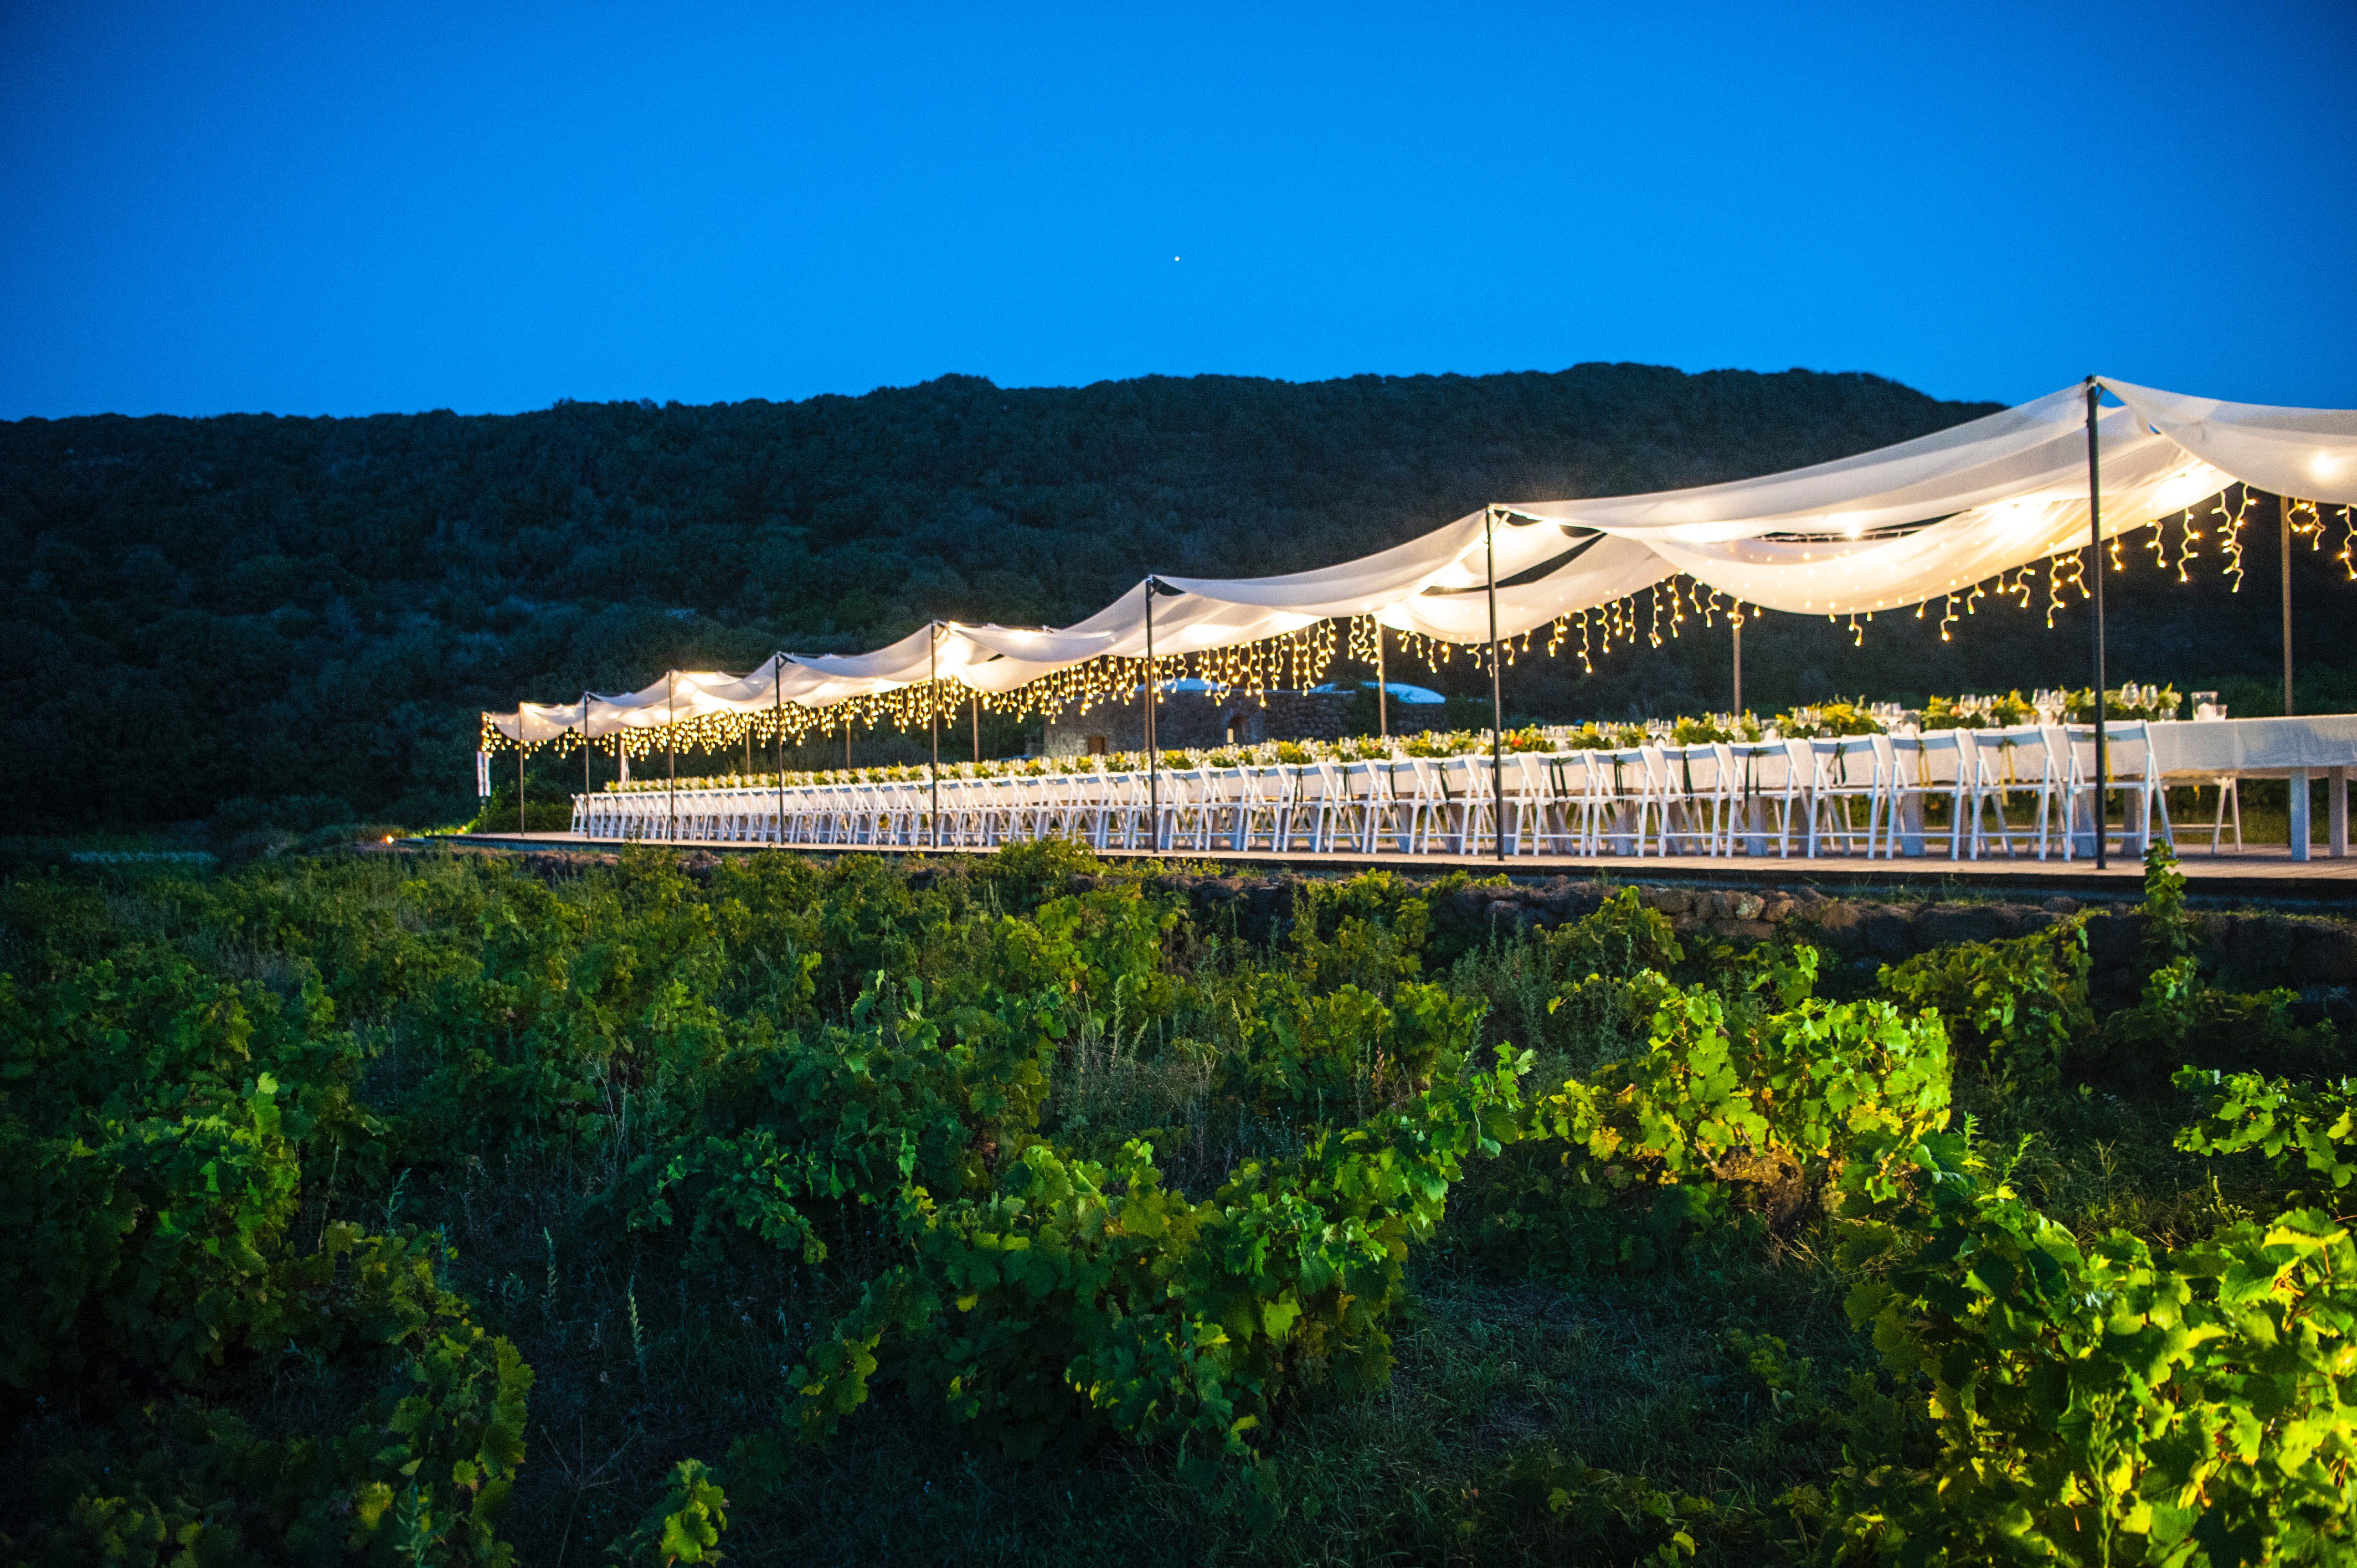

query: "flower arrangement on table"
left=1770, top=700, right=1885, bottom=739
left=1921, top=691, right=2034, bottom=730
left=2062, top=683, right=2181, bottom=723
left=584, top=684, right=2184, bottom=792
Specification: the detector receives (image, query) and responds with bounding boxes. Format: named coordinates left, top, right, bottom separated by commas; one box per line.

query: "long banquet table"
left=568, top=714, right=2357, bottom=862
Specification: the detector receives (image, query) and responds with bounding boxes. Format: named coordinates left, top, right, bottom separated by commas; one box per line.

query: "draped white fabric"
left=2104, top=379, right=2357, bottom=508
left=1376, top=532, right=1676, bottom=642
left=1641, top=443, right=2231, bottom=616
left=488, top=378, right=2356, bottom=742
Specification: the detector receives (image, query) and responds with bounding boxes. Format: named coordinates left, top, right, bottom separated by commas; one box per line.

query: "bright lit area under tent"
left=479, top=376, right=2357, bottom=868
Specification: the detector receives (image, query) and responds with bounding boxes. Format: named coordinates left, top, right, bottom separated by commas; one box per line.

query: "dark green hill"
left=0, top=364, right=2337, bottom=831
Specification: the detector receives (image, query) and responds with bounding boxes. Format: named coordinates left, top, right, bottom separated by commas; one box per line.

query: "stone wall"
left=1126, top=869, right=2357, bottom=1009
left=406, top=843, right=2357, bottom=1012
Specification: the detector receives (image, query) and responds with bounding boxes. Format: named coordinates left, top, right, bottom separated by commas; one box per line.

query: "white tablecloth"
left=2146, top=715, right=2357, bottom=778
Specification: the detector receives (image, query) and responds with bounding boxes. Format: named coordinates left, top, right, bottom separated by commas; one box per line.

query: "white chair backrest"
left=1600, top=746, right=1652, bottom=798
left=2056, top=720, right=2151, bottom=782
left=1671, top=742, right=1727, bottom=793
left=2099, top=718, right=2153, bottom=777
left=1722, top=740, right=1794, bottom=794
left=1910, top=730, right=1968, bottom=786
left=1811, top=734, right=1882, bottom=785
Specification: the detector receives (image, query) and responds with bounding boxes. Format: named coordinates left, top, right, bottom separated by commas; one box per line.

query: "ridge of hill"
left=0, top=363, right=2337, bottom=832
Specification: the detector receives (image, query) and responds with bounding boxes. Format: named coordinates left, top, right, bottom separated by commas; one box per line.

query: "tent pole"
left=972, top=694, right=981, bottom=764
left=1145, top=579, right=1159, bottom=852
left=1486, top=507, right=1504, bottom=861
left=2284, top=491, right=2312, bottom=860
left=1375, top=623, right=1388, bottom=739
left=667, top=670, right=677, bottom=845
left=773, top=658, right=785, bottom=846
left=518, top=741, right=526, bottom=835
left=582, top=692, right=591, bottom=835
left=929, top=624, right=941, bottom=850
left=2283, top=493, right=2297, bottom=716
left=1731, top=615, right=1743, bottom=713
left=2085, top=378, right=2107, bottom=873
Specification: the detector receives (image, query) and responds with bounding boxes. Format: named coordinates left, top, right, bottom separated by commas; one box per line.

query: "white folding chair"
left=1459, top=755, right=1512, bottom=857
left=1886, top=730, right=1967, bottom=859
left=1662, top=744, right=1731, bottom=855
left=2204, top=775, right=2243, bottom=854
left=1325, top=760, right=1377, bottom=853
left=1424, top=756, right=1475, bottom=854
left=1596, top=747, right=1672, bottom=857
left=1379, top=759, right=1440, bottom=854
left=1308, top=761, right=1358, bottom=852
left=1805, top=736, right=1887, bottom=858
left=1719, top=741, right=1800, bottom=857
left=2055, top=721, right=2175, bottom=860
left=1157, top=768, right=1201, bottom=851
left=1964, top=726, right=2058, bottom=859
left=1506, top=752, right=1568, bottom=855
left=1549, top=749, right=1612, bottom=857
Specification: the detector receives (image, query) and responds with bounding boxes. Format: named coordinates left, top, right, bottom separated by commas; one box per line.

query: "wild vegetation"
left=9, top=363, right=2348, bottom=838
left=3, top=839, right=2349, bottom=1564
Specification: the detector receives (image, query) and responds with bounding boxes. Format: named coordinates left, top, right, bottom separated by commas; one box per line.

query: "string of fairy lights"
left=481, top=492, right=2357, bottom=759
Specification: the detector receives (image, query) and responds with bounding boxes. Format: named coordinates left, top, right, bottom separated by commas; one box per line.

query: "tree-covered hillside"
left=1, top=364, right=2342, bottom=832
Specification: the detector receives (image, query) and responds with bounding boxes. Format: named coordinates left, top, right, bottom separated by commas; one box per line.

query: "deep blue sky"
left=4, top=1, right=2353, bottom=420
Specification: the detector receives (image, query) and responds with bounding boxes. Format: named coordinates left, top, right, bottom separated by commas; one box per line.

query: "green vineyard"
left=2, top=843, right=2351, bottom=1565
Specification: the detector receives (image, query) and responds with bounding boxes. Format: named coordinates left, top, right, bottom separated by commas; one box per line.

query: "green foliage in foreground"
left=1836, top=1127, right=2357, bottom=1565
left=2, top=840, right=2353, bottom=1565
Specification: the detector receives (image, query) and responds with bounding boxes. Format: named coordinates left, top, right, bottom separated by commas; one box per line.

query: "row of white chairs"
left=570, top=721, right=2180, bottom=860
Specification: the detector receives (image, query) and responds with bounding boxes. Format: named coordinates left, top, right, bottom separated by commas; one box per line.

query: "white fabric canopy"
left=2103, top=379, right=2357, bottom=508
left=1644, top=442, right=2230, bottom=616
left=490, top=377, right=2356, bottom=743
left=1506, top=385, right=2106, bottom=543
left=1377, top=532, right=1676, bottom=642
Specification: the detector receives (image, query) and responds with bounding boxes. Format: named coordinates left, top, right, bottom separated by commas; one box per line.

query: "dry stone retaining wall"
left=1136, top=870, right=2357, bottom=996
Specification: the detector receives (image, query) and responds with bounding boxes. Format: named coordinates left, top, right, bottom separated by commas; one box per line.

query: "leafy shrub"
left=1877, top=920, right=2091, bottom=1087
left=779, top=1049, right=1530, bottom=1468
left=2174, top=1065, right=2357, bottom=1203
left=2097, top=845, right=2342, bottom=1081
left=1467, top=948, right=1951, bottom=1277
left=1833, top=1128, right=2357, bottom=1566
left=1286, top=871, right=1433, bottom=994
left=1539, top=949, right=1952, bottom=1222
left=608, top=1459, right=729, bottom=1565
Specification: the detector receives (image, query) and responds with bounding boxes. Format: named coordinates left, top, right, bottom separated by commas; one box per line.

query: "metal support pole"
left=667, top=670, right=677, bottom=844
left=1486, top=507, right=1505, bottom=860
left=2286, top=493, right=2310, bottom=860
left=972, top=694, right=981, bottom=764
left=2086, top=379, right=2108, bottom=871
left=929, top=625, right=941, bottom=850
left=772, top=658, right=785, bottom=847
left=1375, top=623, right=1389, bottom=739
left=1731, top=616, right=1743, bottom=713
left=518, top=743, right=526, bottom=835
left=2283, top=493, right=2297, bottom=716
left=1145, top=580, right=1159, bottom=852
